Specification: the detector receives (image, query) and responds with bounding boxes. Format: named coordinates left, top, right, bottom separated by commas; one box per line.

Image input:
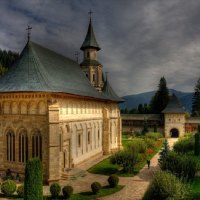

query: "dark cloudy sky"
left=0, top=0, right=200, bottom=96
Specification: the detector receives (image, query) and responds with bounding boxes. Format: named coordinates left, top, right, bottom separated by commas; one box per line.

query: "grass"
left=88, top=136, right=163, bottom=177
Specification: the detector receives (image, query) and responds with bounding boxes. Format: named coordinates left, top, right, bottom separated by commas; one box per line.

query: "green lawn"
left=88, top=137, right=163, bottom=177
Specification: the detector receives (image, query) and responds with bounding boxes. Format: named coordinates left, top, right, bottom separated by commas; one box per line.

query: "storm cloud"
left=0, top=0, right=200, bottom=96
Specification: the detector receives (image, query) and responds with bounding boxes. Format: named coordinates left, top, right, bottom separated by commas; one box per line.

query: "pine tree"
left=158, top=139, right=170, bottom=167
left=149, top=77, right=169, bottom=114
left=192, top=78, right=200, bottom=117
left=142, top=118, right=149, bottom=135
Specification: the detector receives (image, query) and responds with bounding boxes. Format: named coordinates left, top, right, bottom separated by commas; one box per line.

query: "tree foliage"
left=149, top=77, right=169, bottom=114
left=24, top=158, right=43, bottom=200
left=158, top=139, right=170, bottom=167
left=192, top=78, right=200, bottom=117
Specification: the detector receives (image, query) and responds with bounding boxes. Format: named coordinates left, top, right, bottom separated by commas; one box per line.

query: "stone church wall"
left=0, top=93, right=49, bottom=181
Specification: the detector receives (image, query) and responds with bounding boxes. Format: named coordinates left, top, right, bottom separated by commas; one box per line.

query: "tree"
left=192, top=78, right=200, bottom=117
left=194, top=125, right=200, bottom=156
left=149, top=77, right=169, bottom=114
left=158, top=139, right=170, bottom=167
left=142, top=118, right=149, bottom=135
left=137, top=104, right=144, bottom=114
left=24, top=158, right=43, bottom=200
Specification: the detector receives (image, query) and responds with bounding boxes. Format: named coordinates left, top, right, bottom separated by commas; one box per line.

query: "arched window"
left=6, top=130, right=15, bottom=161
left=19, top=129, right=28, bottom=163
left=32, top=131, right=42, bottom=160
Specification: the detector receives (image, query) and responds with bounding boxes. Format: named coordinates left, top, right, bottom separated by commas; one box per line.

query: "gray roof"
left=162, top=94, right=186, bottom=113
left=0, top=41, right=120, bottom=102
left=80, top=19, right=100, bottom=51
left=102, top=79, right=124, bottom=102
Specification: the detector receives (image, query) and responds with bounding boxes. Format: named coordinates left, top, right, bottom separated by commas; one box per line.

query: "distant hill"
left=120, top=89, right=193, bottom=112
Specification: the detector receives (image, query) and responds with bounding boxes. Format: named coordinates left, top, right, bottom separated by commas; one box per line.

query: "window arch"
left=6, top=130, right=15, bottom=161
left=19, top=129, right=28, bottom=163
left=32, top=130, right=42, bottom=160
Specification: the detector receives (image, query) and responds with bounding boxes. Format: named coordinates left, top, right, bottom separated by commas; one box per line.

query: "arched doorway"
left=170, top=128, right=179, bottom=138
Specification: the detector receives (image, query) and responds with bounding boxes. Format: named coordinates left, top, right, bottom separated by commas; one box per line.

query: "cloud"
left=0, top=0, right=200, bottom=96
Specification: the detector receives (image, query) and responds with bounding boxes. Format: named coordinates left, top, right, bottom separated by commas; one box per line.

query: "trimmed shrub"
left=24, top=158, right=43, bottom=200
left=108, top=175, right=119, bottom=188
left=160, top=151, right=197, bottom=181
left=50, top=183, right=61, bottom=198
left=17, top=184, right=24, bottom=198
left=1, top=179, right=16, bottom=196
left=173, top=136, right=194, bottom=154
left=91, top=182, right=102, bottom=194
left=142, top=171, right=190, bottom=200
left=62, top=185, right=73, bottom=199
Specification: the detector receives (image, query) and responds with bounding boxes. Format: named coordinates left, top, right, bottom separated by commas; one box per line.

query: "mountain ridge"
left=120, top=89, right=193, bottom=112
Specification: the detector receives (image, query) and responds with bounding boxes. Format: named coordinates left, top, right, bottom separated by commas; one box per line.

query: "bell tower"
left=80, top=11, right=104, bottom=91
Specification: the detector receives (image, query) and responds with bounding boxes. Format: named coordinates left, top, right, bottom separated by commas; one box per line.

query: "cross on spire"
left=75, top=51, right=79, bottom=63
left=88, top=9, right=93, bottom=21
left=26, top=25, right=32, bottom=42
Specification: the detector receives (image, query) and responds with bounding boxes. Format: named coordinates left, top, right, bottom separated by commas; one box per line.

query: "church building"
left=0, top=17, right=123, bottom=183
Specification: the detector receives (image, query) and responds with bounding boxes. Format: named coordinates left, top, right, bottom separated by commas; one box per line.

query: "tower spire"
left=88, top=9, right=93, bottom=22
left=26, top=25, right=32, bottom=42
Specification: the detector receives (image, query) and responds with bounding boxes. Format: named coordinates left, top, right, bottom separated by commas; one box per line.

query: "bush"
left=1, top=179, right=16, bottom=196
left=17, top=184, right=24, bottom=198
left=62, top=185, right=73, bottom=199
left=195, top=133, right=200, bottom=156
left=108, top=175, right=119, bottom=188
left=145, top=132, right=162, bottom=140
left=24, top=158, right=43, bottom=200
left=142, top=171, right=190, bottom=200
left=144, top=138, right=156, bottom=149
left=50, top=183, right=61, bottom=198
left=110, top=150, right=139, bottom=173
left=160, top=151, right=197, bottom=181
left=91, top=182, right=102, bottom=194
left=173, top=136, right=194, bottom=154
left=127, top=139, right=147, bottom=154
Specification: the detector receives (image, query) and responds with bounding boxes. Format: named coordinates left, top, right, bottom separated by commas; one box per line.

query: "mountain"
left=120, top=89, right=193, bottom=112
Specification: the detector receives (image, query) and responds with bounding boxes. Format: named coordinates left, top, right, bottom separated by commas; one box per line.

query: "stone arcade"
left=0, top=18, right=123, bottom=183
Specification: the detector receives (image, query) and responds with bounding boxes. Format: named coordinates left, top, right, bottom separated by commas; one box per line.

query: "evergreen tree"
left=24, top=158, right=43, bottom=200
left=158, top=139, right=170, bottom=167
left=192, top=78, right=200, bottom=117
left=142, top=118, right=149, bottom=135
left=138, top=104, right=144, bottom=114
left=149, top=77, right=169, bottom=114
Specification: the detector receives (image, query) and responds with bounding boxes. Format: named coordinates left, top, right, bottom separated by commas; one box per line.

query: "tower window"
left=6, top=130, right=15, bottom=162
left=87, top=52, right=90, bottom=59
left=93, top=74, right=95, bottom=82
left=88, top=131, right=91, bottom=144
left=86, top=73, right=89, bottom=78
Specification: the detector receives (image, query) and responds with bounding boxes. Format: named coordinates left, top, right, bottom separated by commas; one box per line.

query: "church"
left=0, top=17, right=123, bottom=183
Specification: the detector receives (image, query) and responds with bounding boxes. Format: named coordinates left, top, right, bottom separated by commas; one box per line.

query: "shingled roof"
left=162, top=94, right=186, bottom=113
left=80, top=19, right=100, bottom=51
left=0, top=41, right=120, bottom=102
left=102, top=78, right=124, bottom=102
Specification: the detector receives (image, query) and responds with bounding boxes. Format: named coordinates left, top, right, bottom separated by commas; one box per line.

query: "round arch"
left=170, top=128, right=179, bottom=138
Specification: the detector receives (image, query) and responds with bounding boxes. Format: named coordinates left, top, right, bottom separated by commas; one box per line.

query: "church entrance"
left=170, top=128, right=179, bottom=138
